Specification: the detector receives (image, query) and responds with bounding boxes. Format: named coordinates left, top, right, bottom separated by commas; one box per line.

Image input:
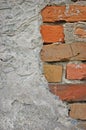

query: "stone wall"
left=0, top=0, right=85, bottom=130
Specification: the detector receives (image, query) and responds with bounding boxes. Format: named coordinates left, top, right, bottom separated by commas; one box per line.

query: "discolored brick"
left=71, top=42, right=86, bottom=61
left=69, top=103, right=86, bottom=120
left=40, top=44, right=72, bottom=62
left=43, top=64, right=62, bottom=82
left=40, top=43, right=86, bottom=62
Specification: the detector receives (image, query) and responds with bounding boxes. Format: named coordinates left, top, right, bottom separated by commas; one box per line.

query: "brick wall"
left=40, top=1, right=86, bottom=125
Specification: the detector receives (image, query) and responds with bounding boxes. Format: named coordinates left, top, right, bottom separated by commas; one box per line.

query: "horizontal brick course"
left=49, top=84, right=86, bottom=102
left=69, top=103, right=86, bottom=120
left=40, top=25, right=64, bottom=43
left=40, top=43, right=86, bottom=62
left=66, top=63, right=86, bottom=80
left=41, top=44, right=73, bottom=62
left=41, top=6, right=65, bottom=22
left=41, top=5, right=86, bottom=22
left=43, top=64, right=62, bottom=82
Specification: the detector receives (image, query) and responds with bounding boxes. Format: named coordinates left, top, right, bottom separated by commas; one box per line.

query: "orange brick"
left=41, top=5, right=86, bottom=22
left=41, top=6, right=66, bottom=22
left=66, top=64, right=86, bottom=80
left=43, top=64, right=62, bottom=82
left=75, top=28, right=86, bottom=38
left=40, top=25, right=64, bottom=43
left=49, top=84, right=86, bottom=102
left=69, top=103, right=86, bottom=120
left=40, top=43, right=86, bottom=62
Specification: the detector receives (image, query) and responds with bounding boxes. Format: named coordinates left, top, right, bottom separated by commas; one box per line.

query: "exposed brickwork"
left=69, top=103, right=86, bottom=120
left=41, top=5, right=86, bottom=22
left=49, top=84, right=86, bottom=102
left=40, top=3, right=86, bottom=123
left=43, top=64, right=62, bottom=82
left=66, top=63, right=86, bottom=80
left=40, top=25, right=64, bottom=43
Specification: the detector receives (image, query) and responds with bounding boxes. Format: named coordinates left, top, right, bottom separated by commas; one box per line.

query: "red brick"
left=75, top=28, right=86, bottom=38
left=43, top=64, right=62, bottom=82
left=40, top=25, right=64, bottom=43
left=40, top=43, right=86, bottom=62
left=41, top=5, right=86, bottom=22
left=66, top=64, right=86, bottom=80
left=49, top=84, right=86, bottom=102
left=69, top=103, right=86, bottom=120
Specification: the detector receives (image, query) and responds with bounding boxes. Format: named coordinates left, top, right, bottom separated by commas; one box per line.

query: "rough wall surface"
left=0, top=0, right=82, bottom=130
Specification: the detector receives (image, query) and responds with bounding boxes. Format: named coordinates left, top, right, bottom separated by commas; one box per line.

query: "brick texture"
left=75, top=28, right=86, bottom=38
left=40, top=25, right=64, bottom=43
left=40, top=43, right=86, bottom=62
left=69, top=103, right=86, bottom=120
left=41, top=6, right=65, bottom=22
left=41, top=44, right=73, bottom=62
left=43, top=64, right=62, bottom=82
left=40, top=3, right=86, bottom=123
left=41, top=5, right=86, bottom=22
left=71, top=42, right=86, bottom=61
left=66, top=64, right=86, bottom=80
left=49, top=84, right=86, bottom=102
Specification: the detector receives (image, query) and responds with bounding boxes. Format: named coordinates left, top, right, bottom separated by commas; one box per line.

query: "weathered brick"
left=40, top=44, right=72, bottom=62
left=41, top=6, right=65, bottom=22
left=43, top=64, right=62, bottom=82
left=71, top=42, right=86, bottom=61
left=69, top=103, right=86, bottom=120
left=40, top=43, right=86, bottom=62
left=75, top=28, right=86, bottom=38
left=40, top=25, right=64, bottom=43
left=41, top=5, right=86, bottom=22
left=66, top=63, right=86, bottom=80
left=49, top=84, right=86, bottom=102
